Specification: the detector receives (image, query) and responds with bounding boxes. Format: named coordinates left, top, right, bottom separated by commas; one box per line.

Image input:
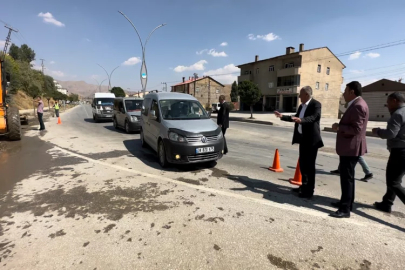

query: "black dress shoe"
left=360, top=173, right=373, bottom=182
left=374, top=202, right=392, bottom=213
left=329, top=210, right=350, bottom=218
left=331, top=201, right=341, bottom=208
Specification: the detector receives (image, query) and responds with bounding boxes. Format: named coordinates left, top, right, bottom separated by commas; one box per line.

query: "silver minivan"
left=140, top=92, right=224, bottom=167
left=113, top=97, right=143, bottom=133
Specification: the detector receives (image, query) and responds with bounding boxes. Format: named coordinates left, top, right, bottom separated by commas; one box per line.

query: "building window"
left=315, top=82, right=319, bottom=89
left=268, top=82, right=274, bottom=88
left=216, top=89, right=219, bottom=94
left=269, top=65, right=274, bottom=72
left=244, top=71, right=249, bottom=75
left=285, top=63, right=294, bottom=68
left=325, top=83, right=329, bottom=91
left=326, top=67, right=330, bottom=75
left=277, top=75, right=300, bottom=87
left=256, top=68, right=259, bottom=74
left=317, top=65, right=321, bottom=73
left=196, top=87, right=200, bottom=92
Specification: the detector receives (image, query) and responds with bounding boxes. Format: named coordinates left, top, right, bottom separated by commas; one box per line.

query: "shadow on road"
left=226, top=174, right=405, bottom=233
left=83, top=118, right=112, bottom=124
left=103, top=125, right=127, bottom=134
left=123, top=139, right=217, bottom=173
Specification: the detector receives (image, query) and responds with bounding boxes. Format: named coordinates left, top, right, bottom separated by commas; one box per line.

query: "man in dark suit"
left=275, top=86, right=324, bottom=198
left=330, top=81, right=369, bottom=218
left=217, top=95, right=230, bottom=155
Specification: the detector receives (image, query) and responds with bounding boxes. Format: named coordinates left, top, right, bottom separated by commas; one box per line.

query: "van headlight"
left=217, top=131, right=223, bottom=138
left=131, top=116, right=138, bottom=122
left=169, top=132, right=186, bottom=143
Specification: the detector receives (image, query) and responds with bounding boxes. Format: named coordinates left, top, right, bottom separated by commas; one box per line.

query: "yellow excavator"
left=0, top=59, right=21, bottom=140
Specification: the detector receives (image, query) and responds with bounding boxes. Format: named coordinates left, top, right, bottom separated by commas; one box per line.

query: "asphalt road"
left=0, top=105, right=404, bottom=270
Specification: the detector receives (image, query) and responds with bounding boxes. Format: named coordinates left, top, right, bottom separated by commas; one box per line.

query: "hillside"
left=55, top=80, right=110, bottom=98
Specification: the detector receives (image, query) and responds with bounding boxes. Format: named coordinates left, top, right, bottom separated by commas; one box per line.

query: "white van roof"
left=94, top=93, right=115, bottom=98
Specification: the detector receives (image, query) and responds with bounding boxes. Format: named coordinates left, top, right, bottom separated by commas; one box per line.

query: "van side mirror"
left=207, top=111, right=212, bottom=118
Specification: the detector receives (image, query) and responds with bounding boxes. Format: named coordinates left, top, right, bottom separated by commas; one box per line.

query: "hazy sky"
left=2, top=0, right=405, bottom=92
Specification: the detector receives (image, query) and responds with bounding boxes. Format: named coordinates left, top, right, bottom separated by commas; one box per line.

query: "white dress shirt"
left=298, top=98, right=312, bottom=134
left=347, top=96, right=360, bottom=109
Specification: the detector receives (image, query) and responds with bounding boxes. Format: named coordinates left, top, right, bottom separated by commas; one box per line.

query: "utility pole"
left=193, top=73, right=198, bottom=96
left=208, top=79, right=211, bottom=106
left=161, top=82, right=167, bottom=92
left=40, top=59, right=45, bottom=74
left=2, top=25, right=18, bottom=61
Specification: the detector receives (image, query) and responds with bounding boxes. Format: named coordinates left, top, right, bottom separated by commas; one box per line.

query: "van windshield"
left=95, top=98, right=114, bottom=106
left=159, top=100, right=209, bottom=120
left=125, top=100, right=142, bottom=112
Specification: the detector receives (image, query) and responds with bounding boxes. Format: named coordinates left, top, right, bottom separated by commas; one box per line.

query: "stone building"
left=236, top=43, right=346, bottom=118
left=171, top=76, right=229, bottom=109
left=362, top=79, right=405, bottom=121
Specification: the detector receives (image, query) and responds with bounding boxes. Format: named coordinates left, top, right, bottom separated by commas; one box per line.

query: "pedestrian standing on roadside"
left=330, top=81, right=369, bottom=218
left=54, top=100, right=60, bottom=118
left=217, top=95, right=230, bottom=155
left=275, top=86, right=324, bottom=198
left=330, top=155, right=373, bottom=182
left=34, top=96, right=45, bottom=131
left=372, top=92, right=405, bottom=213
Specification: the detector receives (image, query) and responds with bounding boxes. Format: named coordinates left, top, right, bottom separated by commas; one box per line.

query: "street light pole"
left=94, top=78, right=107, bottom=92
left=118, top=11, right=166, bottom=96
left=97, top=64, right=120, bottom=91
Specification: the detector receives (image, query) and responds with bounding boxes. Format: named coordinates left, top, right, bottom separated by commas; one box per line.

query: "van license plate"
left=196, top=147, right=214, bottom=154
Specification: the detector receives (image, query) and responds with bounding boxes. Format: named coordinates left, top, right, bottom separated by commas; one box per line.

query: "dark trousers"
left=298, top=143, right=319, bottom=195
left=382, top=148, right=405, bottom=205
left=55, top=109, right=59, bottom=117
left=339, top=156, right=360, bottom=213
left=222, top=126, right=228, bottom=154
left=38, top=112, right=45, bottom=130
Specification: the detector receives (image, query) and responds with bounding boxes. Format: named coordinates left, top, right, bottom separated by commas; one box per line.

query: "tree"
left=110, top=86, right=126, bottom=97
left=8, top=44, right=20, bottom=60
left=68, top=93, right=79, bottom=102
left=238, top=81, right=261, bottom=119
left=26, top=84, right=41, bottom=115
left=43, top=75, right=57, bottom=111
left=8, top=44, right=36, bottom=63
left=230, top=81, right=238, bottom=102
left=19, top=44, right=36, bottom=63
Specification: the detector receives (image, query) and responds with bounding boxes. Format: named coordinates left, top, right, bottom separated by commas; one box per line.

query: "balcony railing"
left=277, top=66, right=301, bottom=77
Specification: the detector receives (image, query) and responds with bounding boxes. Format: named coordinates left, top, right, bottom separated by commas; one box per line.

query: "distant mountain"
left=55, top=80, right=110, bottom=98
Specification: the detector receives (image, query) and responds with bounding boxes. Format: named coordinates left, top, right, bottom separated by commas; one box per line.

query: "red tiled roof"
left=172, top=77, right=206, bottom=87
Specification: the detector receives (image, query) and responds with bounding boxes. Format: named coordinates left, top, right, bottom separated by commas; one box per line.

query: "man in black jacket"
left=217, top=95, right=230, bottom=155
left=275, top=86, right=324, bottom=198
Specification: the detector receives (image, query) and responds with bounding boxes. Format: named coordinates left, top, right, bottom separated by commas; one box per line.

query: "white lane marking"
left=81, top=104, right=90, bottom=118
left=52, top=145, right=386, bottom=229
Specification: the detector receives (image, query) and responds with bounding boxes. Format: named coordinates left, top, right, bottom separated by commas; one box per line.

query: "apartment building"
left=362, top=79, right=405, bottom=121
left=171, top=76, right=228, bottom=108
left=236, top=44, right=346, bottom=118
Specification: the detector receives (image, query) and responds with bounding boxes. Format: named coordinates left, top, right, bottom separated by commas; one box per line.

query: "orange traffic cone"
left=57, top=117, right=62, bottom=125
left=268, top=149, right=284, bottom=172
left=289, top=160, right=302, bottom=186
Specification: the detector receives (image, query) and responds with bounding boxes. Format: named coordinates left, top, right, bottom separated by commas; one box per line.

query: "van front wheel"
left=158, top=140, right=168, bottom=168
